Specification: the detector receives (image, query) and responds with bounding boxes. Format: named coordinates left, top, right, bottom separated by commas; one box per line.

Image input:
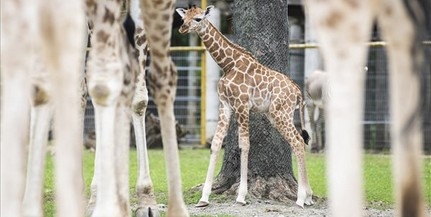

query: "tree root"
left=212, top=175, right=298, bottom=203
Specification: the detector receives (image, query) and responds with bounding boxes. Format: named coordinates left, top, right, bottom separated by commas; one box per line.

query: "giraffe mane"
left=207, top=22, right=255, bottom=58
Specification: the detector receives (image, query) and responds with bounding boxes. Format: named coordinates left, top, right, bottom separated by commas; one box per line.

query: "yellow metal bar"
left=200, top=0, right=207, bottom=147
left=170, top=46, right=206, bottom=52
left=289, top=43, right=319, bottom=49
left=200, top=50, right=207, bottom=146
left=288, top=41, right=431, bottom=49
left=86, top=41, right=431, bottom=51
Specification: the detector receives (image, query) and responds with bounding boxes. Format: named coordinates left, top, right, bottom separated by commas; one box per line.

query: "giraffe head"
left=176, top=5, right=214, bottom=34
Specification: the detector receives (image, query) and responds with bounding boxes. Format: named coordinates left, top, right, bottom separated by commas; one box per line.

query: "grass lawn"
left=43, top=148, right=431, bottom=216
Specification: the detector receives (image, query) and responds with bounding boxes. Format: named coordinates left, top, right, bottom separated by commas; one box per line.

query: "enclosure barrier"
left=84, top=41, right=430, bottom=149
left=167, top=41, right=431, bottom=147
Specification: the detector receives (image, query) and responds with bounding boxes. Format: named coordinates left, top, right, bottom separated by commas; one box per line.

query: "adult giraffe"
left=303, top=0, right=427, bottom=217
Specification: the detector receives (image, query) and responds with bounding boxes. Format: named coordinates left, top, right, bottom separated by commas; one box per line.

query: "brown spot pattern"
left=96, top=30, right=110, bottom=43
left=103, top=6, right=115, bottom=24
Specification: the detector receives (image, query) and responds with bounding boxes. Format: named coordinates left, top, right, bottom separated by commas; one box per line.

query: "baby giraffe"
left=176, top=5, right=313, bottom=208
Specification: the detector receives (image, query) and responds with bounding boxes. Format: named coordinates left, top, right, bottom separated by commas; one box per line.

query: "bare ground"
left=186, top=200, right=394, bottom=217
left=154, top=197, right=397, bottom=217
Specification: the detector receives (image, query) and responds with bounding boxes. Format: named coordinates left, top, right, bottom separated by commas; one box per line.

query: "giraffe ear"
left=204, top=5, right=214, bottom=16
left=176, top=8, right=186, bottom=18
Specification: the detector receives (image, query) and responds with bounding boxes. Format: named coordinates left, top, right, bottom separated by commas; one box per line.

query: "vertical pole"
left=200, top=0, right=208, bottom=146
left=205, top=7, right=221, bottom=145
left=187, top=34, right=198, bottom=128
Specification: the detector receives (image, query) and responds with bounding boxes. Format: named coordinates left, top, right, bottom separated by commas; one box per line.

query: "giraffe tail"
left=301, top=129, right=310, bottom=145
left=298, top=94, right=310, bottom=145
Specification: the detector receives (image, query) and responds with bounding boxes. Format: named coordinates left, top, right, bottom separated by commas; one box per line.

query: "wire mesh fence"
left=83, top=51, right=203, bottom=145
left=83, top=43, right=431, bottom=152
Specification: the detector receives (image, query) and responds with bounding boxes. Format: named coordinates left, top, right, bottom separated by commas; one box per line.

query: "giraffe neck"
left=197, top=21, right=253, bottom=72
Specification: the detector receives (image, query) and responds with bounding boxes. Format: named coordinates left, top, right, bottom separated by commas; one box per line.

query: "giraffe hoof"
left=195, top=200, right=209, bottom=207
left=235, top=200, right=247, bottom=206
left=305, top=198, right=314, bottom=206
left=136, top=206, right=160, bottom=217
left=295, top=200, right=305, bottom=208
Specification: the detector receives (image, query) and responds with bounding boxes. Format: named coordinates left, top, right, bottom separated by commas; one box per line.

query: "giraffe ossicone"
left=176, top=5, right=314, bottom=208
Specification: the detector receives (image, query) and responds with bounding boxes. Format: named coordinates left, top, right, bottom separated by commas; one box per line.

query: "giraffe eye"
left=194, top=18, right=202, bottom=22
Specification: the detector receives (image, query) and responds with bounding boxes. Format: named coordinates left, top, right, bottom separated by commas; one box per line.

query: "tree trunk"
left=212, top=0, right=299, bottom=202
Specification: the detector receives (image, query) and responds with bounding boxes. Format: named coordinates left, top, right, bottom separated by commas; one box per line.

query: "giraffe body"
left=177, top=6, right=313, bottom=208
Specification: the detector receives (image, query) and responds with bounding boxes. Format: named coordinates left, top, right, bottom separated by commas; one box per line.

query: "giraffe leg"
left=1, top=1, right=33, bottom=216
left=132, top=75, right=160, bottom=217
left=132, top=112, right=159, bottom=217
left=303, top=1, right=373, bottom=215
left=129, top=10, right=159, bottom=215
left=87, top=137, right=101, bottom=215
left=377, top=1, right=426, bottom=216
left=38, top=0, right=87, bottom=216
left=113, top=27, right=137, bottom=216
left=85, top=0, right=136, bottom=214
left=269, top=107, right=313, bottom=208
left=90, top=104, right=123, bottom=217
left=147, top=61, right=188, bottom=216
left=87, top=45, right=126, bottom=217
left=23, top=85, right=52, bottom=217
left=89, top=48, right=135, bottom=217
left=141, top=0, right=188, bottom=214
left=289, top=124, right=314, bottom=207
left=235, top=112, right=251, bottom=206
left=115, top=102, right=132, bottom=216
left=197, top=102, right=232, bottom=207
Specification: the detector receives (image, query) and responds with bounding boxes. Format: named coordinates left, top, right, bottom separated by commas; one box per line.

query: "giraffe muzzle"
left=179, top=25, right=189, bottom=34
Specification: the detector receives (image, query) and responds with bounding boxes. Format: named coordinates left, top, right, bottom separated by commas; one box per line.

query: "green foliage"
left=43, top=149, right=431, bottom=216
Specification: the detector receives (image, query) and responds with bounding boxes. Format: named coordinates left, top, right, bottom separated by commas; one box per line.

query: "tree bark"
left=212, top=0, right=299, bottom=202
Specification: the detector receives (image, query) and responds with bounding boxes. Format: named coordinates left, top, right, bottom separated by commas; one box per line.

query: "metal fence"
left=148, top=51, right=203, bottom=144
left=83, top=49, right=204, bottom=145
left=83, top=43, right=431, bottom=151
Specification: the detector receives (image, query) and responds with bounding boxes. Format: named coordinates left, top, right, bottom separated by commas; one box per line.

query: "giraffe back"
left=218, top=55, right=302, bottom=114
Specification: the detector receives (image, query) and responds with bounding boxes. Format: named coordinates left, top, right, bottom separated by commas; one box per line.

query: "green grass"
left=43, top=149, right=431, bottom=216
left=292, top=153, right=431, bottom=208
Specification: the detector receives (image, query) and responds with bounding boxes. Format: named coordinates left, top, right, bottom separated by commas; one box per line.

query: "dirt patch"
left=184, top=198, right=395, bottom=217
